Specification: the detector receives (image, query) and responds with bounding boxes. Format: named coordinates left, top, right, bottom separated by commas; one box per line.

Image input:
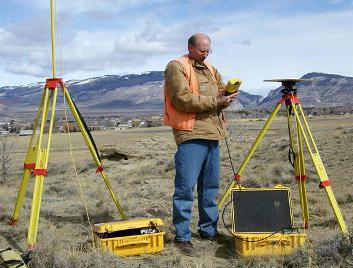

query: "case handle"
left=116, top=236, right=149, bottom=247
left=257, top=239, right=291, bottom=247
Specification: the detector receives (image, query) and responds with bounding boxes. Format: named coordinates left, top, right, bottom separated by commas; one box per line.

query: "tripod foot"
left=9, top=217, right=17, bottom=226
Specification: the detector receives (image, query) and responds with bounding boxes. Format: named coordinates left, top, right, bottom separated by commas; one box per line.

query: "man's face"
left=188, top=38, right=212, bottom=63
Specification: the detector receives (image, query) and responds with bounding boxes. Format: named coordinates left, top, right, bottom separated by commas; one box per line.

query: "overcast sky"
left=1, top=0, right=353, bottom=96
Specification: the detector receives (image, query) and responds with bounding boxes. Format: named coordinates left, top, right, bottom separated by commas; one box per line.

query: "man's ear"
left=188, top=45, right=193, bottom=52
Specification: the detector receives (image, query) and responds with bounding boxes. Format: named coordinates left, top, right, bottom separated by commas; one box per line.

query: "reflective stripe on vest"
left=163, top=55, right=215, bottom=131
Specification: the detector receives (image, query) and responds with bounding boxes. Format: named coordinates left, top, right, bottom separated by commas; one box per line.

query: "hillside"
left=0, top=72, right=262, bottom=113
left=1, top=72, right=352, bottom=114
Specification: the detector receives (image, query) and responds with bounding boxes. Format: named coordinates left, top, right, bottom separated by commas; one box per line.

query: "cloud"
left=0, top=9, right=221, bottom=78
left=238, top=40, right=251, bottom=46
left=6, top=63, right=45, bottom=77
left=29, top=0, right=169, bottom=15
left=0, top=20, right=50, bottom=77
left=329, top=0, right=345, bottom=4
left=82, top=9, right=115, bottom=20
left=210, top=9, right=353, bottom=93
left=1, top=0, right=353, bottom=95
left=0, top=0, right=247, bottom=80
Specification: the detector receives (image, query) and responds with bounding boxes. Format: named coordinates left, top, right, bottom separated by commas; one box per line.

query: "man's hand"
left=216, top=92, right=238, bottom=109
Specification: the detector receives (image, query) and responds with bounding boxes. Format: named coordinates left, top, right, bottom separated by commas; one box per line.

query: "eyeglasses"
left=196, top=48, right=213, bottom=55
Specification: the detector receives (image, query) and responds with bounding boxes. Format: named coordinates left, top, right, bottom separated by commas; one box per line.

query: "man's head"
left=187, top=33, right=212, bottom=63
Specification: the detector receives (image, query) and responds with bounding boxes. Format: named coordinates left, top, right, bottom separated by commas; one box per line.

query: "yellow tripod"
left=9, top=0, right=126, bottom=250
left=219, top=79, right=348, bottom=236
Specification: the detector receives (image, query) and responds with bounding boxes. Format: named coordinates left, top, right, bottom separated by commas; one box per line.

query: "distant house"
left=126, top=120, right=133, bottom=126
left=0, top=122, right=7, bottom=129
left=18, top=130, right=33, bottom=136
left=140, top=121, right=148, bottom=128
left=115, top=124, right=131, bottom=130
left=89, top=126, right=101, bottom=131
left=0, top=130, right=10, bottom=136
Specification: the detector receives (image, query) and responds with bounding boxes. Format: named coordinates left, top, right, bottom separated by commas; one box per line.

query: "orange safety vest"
left=163, top=55, right=215, bottom=131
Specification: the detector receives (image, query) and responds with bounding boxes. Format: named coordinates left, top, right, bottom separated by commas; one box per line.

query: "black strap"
left=71, top=100, right=101, bottom=161
left=288, top=147, right=295, bottom=168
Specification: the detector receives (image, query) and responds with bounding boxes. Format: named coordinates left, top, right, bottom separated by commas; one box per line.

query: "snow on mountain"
left=8, top=71, right=349, bottom=113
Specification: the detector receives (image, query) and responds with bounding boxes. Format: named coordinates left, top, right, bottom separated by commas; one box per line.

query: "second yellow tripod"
left=10, top=78, right=127, bottom=249
left=8, top=0, right=127, bottom=251
left=218, top=79, right=348, bottom=236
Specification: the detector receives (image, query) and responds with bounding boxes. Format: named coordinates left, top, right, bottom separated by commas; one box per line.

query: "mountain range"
left=0, top=71, right=352, bottom=114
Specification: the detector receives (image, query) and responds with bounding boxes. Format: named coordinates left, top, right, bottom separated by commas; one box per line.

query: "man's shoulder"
left=165, top=60, right=185, bottom=77
left=165, top=55, right=190, bottom=69
left=166, top=60, right=184, bottom=68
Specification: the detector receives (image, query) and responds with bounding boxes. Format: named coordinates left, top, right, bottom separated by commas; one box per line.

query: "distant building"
left=18, top=130, right=33, bottom=136
left=0, top=130, right=10, bottom=136
left=126, top=120, right=133, bottom=128
left=115, top=124, right=131, bottom=130
left=140, top=121, right=148, bottom=128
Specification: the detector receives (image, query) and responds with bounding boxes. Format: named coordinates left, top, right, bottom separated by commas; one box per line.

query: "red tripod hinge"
left=96, top=165, right=104, bottom=173
left=9, top=217, right=17, bottom=226
left=234, top=174, right=241, bottom=181
left=33, top=169, right=47, bottom=176
left=45, top=78, right=63, bottom=90
left=295, top=175, right=307, bottom=181
left=24, top=163, right=36, bottom=169
left=278, top=93, right=300, bottom=105
left=319, top=179, right=331, bottom=188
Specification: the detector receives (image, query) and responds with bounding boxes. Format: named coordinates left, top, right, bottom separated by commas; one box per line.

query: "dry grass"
left=0, top=115, right=353, bottom=267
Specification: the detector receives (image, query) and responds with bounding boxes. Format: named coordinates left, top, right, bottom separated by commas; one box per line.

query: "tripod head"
left=264, top=78, right=312, bottom=94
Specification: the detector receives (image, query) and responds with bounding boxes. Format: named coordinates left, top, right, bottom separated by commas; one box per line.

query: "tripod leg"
left=287, top=106, right=309, bottom=228
left=291, top=103, right=348, bottom=235
left=27, top=162, right=45, bottom=249
left=295, top=106, right=309, bottom=228
left=62, top=85, right=127, bottom=220
left=43, top=88, right=58, bottom=164
left=11, top=90, right=47, bottom=225
left=218, top=102, right=282, bottom=208
left=10, top=148, right=37, bottom=226
left=27, top=88, right=53, bottom=248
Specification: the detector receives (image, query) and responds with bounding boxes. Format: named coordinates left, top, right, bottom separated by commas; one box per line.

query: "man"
left=163, top=33, right=237, bottom=256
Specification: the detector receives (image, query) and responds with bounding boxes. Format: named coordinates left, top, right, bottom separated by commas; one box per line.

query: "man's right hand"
left=216, top=92, right=238, bottom=109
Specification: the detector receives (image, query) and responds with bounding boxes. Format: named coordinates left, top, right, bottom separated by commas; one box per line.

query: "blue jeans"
left=173, top=139, right=220, bottom=241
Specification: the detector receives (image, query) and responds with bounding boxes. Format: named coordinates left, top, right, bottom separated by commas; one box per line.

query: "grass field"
left=1, top=114, right=352, bottom=267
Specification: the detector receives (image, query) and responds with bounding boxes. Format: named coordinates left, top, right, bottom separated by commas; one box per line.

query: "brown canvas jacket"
left=164, top=59, right=227, bottom=145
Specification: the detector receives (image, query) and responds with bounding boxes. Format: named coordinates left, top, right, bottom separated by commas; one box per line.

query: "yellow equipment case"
left=231, top=185, right=306, bottom=256
left=93, top=218, right=164, bottom=256
left=0, top=248, right=27, bottom=268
